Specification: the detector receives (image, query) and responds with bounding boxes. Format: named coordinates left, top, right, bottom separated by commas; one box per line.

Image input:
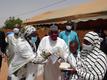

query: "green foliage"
left=4, top=17, right=23, bottom=29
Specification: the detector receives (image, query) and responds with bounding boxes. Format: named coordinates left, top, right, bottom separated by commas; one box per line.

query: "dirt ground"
left=0, top=58, right=8, bottom=80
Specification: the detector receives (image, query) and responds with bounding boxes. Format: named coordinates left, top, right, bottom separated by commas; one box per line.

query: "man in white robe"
left=6, top=28, right=19, bottom=63
left=37, top=24, right=69, bottom=80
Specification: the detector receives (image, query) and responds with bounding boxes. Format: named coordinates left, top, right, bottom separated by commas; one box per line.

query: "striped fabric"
left=76, top=31, right=107, bottom=80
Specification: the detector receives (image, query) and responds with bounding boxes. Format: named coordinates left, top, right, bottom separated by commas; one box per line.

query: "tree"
left=4, top=17, right=23, bottom=29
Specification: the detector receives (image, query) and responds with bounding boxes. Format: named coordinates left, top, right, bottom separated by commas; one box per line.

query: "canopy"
left=24, top=0, right=107, bottom=24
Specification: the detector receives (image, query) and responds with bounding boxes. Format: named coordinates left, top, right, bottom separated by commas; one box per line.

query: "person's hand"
left=32, top=56, right=45, bottom=64
left=70, top=68, right=77, bottom=74
left=41, top=50, right=51, bottom=59
left=51, top=47, right=63, bottom=60
left=58, top=58, right=64, bottom=63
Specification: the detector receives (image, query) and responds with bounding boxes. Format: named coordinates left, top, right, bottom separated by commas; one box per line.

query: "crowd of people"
left=0, top=23, right=107, bottom=80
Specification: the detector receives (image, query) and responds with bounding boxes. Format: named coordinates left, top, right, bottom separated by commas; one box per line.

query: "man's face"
left=50, top=31, right=58, bottom=41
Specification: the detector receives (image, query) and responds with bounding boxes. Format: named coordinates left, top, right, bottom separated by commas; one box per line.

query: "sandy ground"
left=0, top=57, right=8, bottom=80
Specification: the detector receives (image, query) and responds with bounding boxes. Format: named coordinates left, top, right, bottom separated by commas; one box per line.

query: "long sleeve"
left=58, top=38, right=69, bottom=61
left=15, top=38, right=36, bottom=61
left=75, top=32, right=80, bottom=51
left=36, top=37, right=48, bottom=63
left=77, top=53, right=107, bottom=80
left=37, top=37, right=46, bottom=57
left=59, top=31, right=63, bottom=39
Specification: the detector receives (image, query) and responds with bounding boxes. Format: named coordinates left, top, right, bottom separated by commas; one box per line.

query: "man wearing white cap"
left=6, top=28, right=19, bottom=63
left=37, top=24, right=69, bottom=80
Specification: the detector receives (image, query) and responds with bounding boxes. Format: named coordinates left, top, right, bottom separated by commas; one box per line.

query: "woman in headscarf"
left=70, top=31, right=107, bottom=80
left=8, top=25, right=50, bottom=80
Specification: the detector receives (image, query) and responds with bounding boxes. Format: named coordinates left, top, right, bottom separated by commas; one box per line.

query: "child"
left=67, top=41, right=80, bottom=80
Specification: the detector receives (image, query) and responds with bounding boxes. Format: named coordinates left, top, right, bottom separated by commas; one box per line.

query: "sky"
left=0, top=0, right=92, bottom=27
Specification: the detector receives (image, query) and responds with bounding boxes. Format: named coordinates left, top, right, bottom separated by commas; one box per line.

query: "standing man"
left=37, top=24, right=69, bottom=80
left=59, top=23, right=80, bottom=51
